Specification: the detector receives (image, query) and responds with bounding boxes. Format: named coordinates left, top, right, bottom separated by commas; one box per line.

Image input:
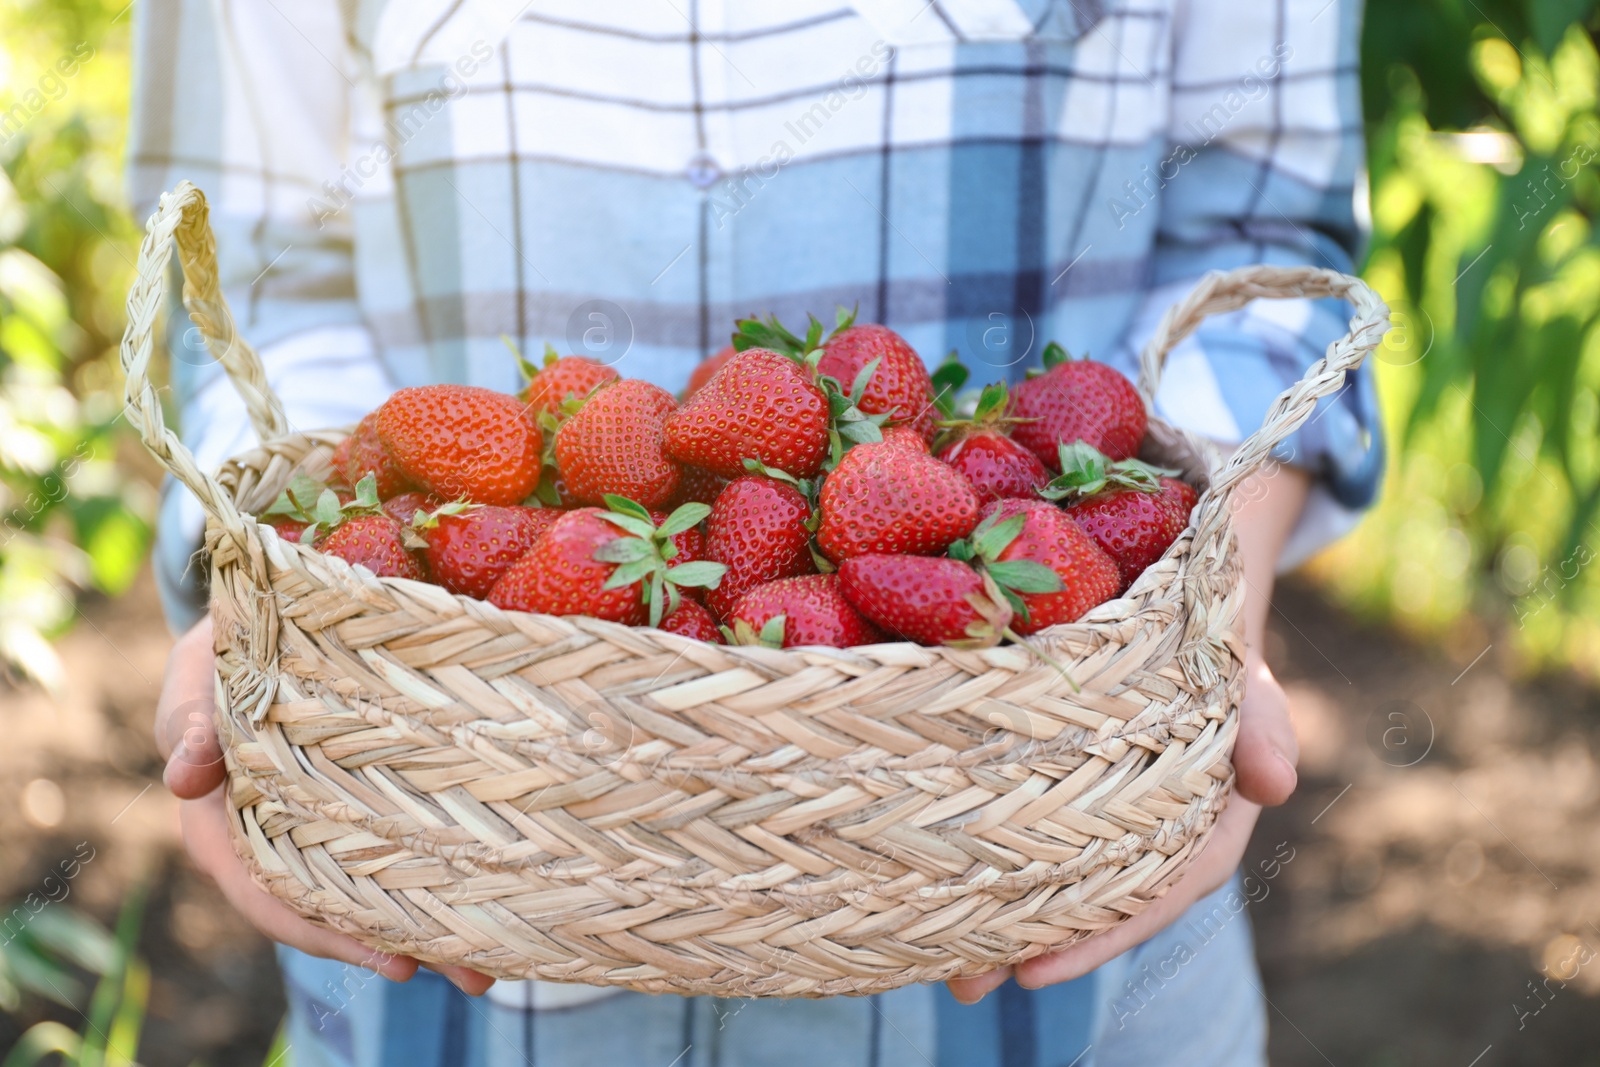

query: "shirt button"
left=686, top=153, right=724, bottom=190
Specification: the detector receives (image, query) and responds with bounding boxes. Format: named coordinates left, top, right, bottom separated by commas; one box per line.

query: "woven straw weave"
left=121, top=183, right=1388, bottom=997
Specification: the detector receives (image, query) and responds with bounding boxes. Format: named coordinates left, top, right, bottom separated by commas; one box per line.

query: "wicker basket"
left=122, top=182, right=1387, bottom=997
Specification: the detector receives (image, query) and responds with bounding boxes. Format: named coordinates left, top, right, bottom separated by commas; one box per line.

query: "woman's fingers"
left=1232, top=658, right=1299, bottom=808
left=421, top=962, right=497, bottom=996
left=946, top=965, right=1012, bottom=1005
left=156, top=617, right=227, bottom=799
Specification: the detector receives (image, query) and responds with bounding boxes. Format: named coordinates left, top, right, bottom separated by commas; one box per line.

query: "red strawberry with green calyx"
left=838, top=554, right=1014, bottom=647
left=555, top=377, right=681, bottom=508
left=1010, top=343, right=1146, bottom=469
left=659, top=598, right=723, bottom=642
left=283, top=474, right=426, bottom=578
left=722, top=574, right=883, bottom=649
left=703, top=467, right=818, bottom=619
left=816, top=440, right=980, bottom=563
left=376, top=384, right=542, bottom=506
left=1042, top=442, right=1196, bottom=590
left=381, top=490, right=444, bottom=525
left=322, top=515, right=428, bottom=580
left=416, top=502, right=557, bottom=600
left=962, top=499, right=1119, bottom=633
left=737, top=310, right=938, bottom=444
left=934, top=382, right=1050, bottom=503
left=487, top=497, right=726, bottom=626
left=510, top=339, right=619, bottom=417
left=663, top=347, right=831, bottom=479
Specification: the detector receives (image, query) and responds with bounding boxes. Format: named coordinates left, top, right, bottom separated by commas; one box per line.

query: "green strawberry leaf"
left=733, top=314, right=808, bottom=358
left=947, top=539, right=975, bottom=563
left=647, top=570, right=668, bottom=626
left=601, top=513, right=657, bottom=539
left=758, top=614, right=787, bottom=647
left=531, top=474, right=564, bottom=508
left=804, top=314, right=825, bottom=354
left=847, top=357, right=881, bottom=405
left=657, top=502, right=711, bottom=537
left=986, top=560, right=1064, bottom=594
left=972, top=382, right=1009, bottom=423
left=351, top=473, right=380, bottom=509
left=1041, top=341, right=1071, bottom=369
left=543, top=342, right=560, bottom=365
left=742, top=457, right=797, bottom=485
left=298, top=523, right=321, bottom=545
left=313, top=489, right=344, bottom=527
left=502, top=334, right=541, bottom=381
left=593, top=538, right=655, bottom=564
left=664, top=560, right=728, bottom=588
left=837, top=419, right=884, bottom=445
left=266, top=474, right=326, bottom=517
left=971, top=514, right=1025, bottom=561
left=1039, top=442, right=1173, bottom=501
left=835, top=305, right=858, bottom=334
left=930, top=351, right=970, bottom=420
left=603, top=556, right=661, bottom=590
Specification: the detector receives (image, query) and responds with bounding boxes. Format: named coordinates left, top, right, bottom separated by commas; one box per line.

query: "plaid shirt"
left=131, top=0, right=1371, bottom=1048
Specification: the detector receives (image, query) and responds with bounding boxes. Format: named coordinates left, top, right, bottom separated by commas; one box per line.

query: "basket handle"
left=120, top=182, right=292, bottom=542
left=1135, top=264, right=1389, bottom=538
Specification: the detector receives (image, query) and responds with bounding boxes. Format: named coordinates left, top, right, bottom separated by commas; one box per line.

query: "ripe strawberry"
left=658, top=598, right=723, bottom=642
left=489, top=508, right=644, bottom=622
left=723, top=575, right=883, bottom=649
left=376, top=385, right=541, bottom=506
left=702, top=475, right=816, bottom=619
left=938, top=432, right=1049, bottom=503
left=521, top=349, right=618, bottom=416
left=817, top=324, right=937, bottom=442
left=881, top=425, right=931, bottom=452
left=934, top=383, right=1049, bottom=503
left=330, top=412, right=411, bottom=497
left=663, top=348, right=829, bottom=479
left=971, top=499, right=1118, bottom=632
left=321, top=514, right=427, bottom=580
left=1043, top=443, right=1197, bottom=589
left=488, top=499, right=725, bottom=625
left=838, top=555, right=1011, bottom=646
left=420, top=504, right=557, bottom=600
left=1010, top=344, right=1146, bottom=468
left=667, top=466, right=728, bottom=508
left=555, top=379, right=681, bottom=507
left=265, top=515, right=309, bottom=542
left=685, top=344, right=737, bottom=399
left=381, top=490, right=443, bottom=525
left=816, top=441, right=980, bottom=563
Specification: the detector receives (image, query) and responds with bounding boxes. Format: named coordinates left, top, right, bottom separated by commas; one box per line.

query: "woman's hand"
left=156, top=617, right=495, bottom=995
left=947, top=461, right=1310, bottom=1003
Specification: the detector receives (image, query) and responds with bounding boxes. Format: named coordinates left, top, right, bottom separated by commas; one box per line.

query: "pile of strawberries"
left=263, top=313, right=1197, bottom=650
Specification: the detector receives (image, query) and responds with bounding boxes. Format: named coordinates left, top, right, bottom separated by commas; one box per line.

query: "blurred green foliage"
left=1, top=0, right=1599, bottom=680
left=1312, top=1, right=1600, bottom=676
left=3, top=888, right=146, bottom=1067
left=0, top=0, right=151, bottom=691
